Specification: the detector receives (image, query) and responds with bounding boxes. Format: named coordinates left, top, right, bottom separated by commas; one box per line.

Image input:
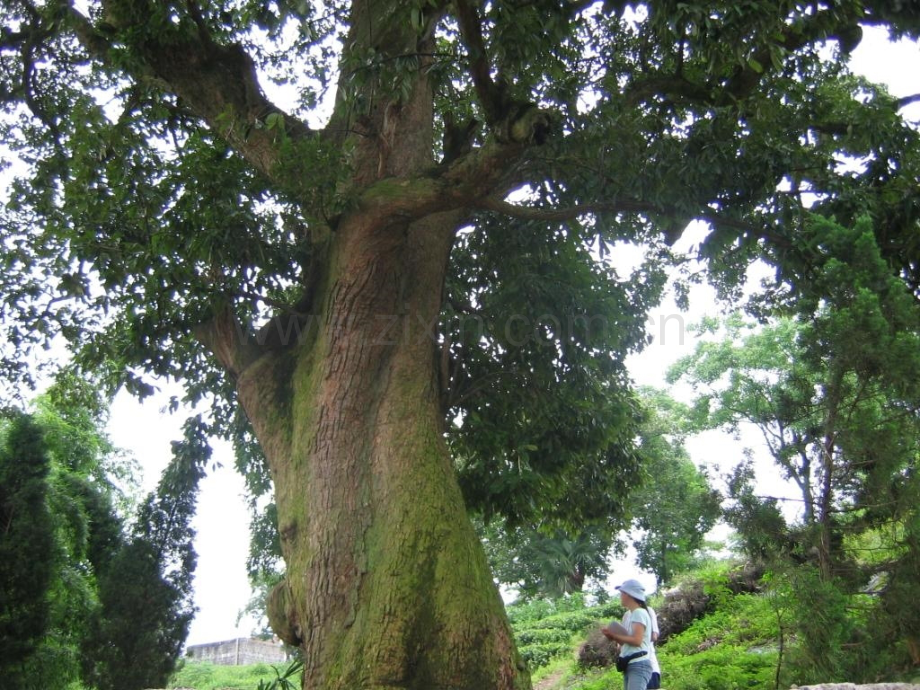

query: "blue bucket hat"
left=615, top=578, right=647, bottom=602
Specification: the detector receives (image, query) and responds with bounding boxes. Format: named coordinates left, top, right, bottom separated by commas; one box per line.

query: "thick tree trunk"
left=179, top=1, right=543, bottom=684
left=233, top=210, right=529, bottom=689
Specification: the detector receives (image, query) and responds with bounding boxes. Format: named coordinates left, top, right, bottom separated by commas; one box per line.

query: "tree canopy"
left=2, top=0, right=918, bottom=522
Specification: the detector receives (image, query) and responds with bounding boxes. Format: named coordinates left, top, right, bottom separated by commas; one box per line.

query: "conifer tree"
left=0, top=412, right=54, bottom=686
left=81, top=417, right=205, bottom=690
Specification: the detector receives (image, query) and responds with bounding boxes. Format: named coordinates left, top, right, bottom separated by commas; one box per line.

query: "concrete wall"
left=185, top=638, right=289, bottom=666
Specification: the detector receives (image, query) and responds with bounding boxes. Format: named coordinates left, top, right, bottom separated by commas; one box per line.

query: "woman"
left=601, top=579, right=654, bottom=690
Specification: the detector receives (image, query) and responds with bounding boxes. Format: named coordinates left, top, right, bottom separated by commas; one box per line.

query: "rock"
left=656, top=562, right=765, bottom=643
left=789, top=684, right=920, bottom=689
left=577, top=627, right=617, bottom=669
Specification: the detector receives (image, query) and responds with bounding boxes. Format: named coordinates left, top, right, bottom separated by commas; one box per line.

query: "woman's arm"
left=604, top=621, right=646, bottom=646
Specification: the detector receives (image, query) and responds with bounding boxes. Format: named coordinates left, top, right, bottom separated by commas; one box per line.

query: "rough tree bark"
left=226, top=209, right=528, bottom=688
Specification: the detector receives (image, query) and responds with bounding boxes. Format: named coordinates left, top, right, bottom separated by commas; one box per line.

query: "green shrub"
left=516, top=627, right=575, bottom=645
left=527, top=610, right=599, bottom=634
left=519, top=641, right=572, bottom=669
left=507, top=593, right=596, bottom=625
left=506, top=598, right=559, bottom=626
left=662, top=593, right=778, bottom=656
left=661, top=642, right=778, bottom=690
left=650, top=589, right=782, bottom=690
left=593, top=599, right=625, bottom=621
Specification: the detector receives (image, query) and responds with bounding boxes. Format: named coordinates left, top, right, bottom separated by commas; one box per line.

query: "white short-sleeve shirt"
left=619, top=607, right=652, bottom=661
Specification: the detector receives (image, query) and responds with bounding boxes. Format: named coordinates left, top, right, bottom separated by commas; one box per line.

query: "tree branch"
left=477, top=196, right=658, bottom=222
left=64, top=1, right=314, bottom=188
left=898, top=93, right=920, bottom=110
left=351, top=113, right=551, bottom=228
left=475, top=196, right=761, bottom=240
left=627, top=8, right=857, bottom=110
left=453, top=0, right=505, bottom=126
left=193, top=305, right=264, bottom=381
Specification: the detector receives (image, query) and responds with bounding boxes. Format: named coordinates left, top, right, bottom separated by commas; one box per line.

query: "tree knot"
left=499, top=104, right=554, bottom=145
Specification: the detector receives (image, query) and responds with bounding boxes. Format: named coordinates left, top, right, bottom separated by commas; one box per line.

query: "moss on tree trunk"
left=235, top=212, right=530, bottom=689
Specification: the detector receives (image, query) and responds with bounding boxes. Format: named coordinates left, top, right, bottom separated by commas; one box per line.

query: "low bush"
left=577, top=627, right=617, bottom=669
left=518, top=641, right=573, bottom=669
left=516, top=627, right=576, bottom=645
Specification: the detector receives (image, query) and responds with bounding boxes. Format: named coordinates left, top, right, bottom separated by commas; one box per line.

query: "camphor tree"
left=2, top=1, right=920, bottom=688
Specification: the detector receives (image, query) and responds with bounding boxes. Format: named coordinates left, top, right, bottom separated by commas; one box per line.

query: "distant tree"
left=2, top=370, right=144, bottom=690
left=721, top=456, right=793, bottom=563
left=0, top=412, right=55, bottom=687
left=669, top=216, right=920, bottom=676
left=478, top=519, right=617, bottom=600
left=81, top=416, right=205, bottom=690
left=631, top=389, right=722, bottom=586
left=670, top=223, right=920, bottom=580
left=0, top=372, right=136, bottom=690
left=477, top=390, right=720, bottom=596
left=32, top=375, right=131, bottom=688
left=0, top=373, right=201, bottom=690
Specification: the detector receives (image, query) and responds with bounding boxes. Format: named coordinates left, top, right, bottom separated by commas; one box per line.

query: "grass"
left=168, top=659, right=297, bottom=689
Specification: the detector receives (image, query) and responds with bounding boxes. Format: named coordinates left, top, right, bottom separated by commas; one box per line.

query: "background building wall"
left=185, top=638, right=289, bottom=666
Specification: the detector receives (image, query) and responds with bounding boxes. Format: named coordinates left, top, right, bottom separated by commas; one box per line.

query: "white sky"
left=107, top=387, right=259, bottom=645
left=31, top=24, right=920, bottom=645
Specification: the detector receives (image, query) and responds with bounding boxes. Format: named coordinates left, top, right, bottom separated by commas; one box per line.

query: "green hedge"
left=518, top=642, right=573, bottom=669
left=516, top=627, right=577, bottom=645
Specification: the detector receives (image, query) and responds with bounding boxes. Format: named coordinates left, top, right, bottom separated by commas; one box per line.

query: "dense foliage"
left=630, top=389, right=722, bottom=586
left=666, top=215, right=920, bottom=671
left=0, top=376, right=201, bottom=690
left=477, top=389, right=720, bottom=599
left=0, top=412, right=55, bottom=687
left=0, top=375, right=133, bottom=689
left=478, top=520, right=617, bottom=600
left=170, top=557, right=920, bottom=689
left=518, top=564, right=919, bottom=689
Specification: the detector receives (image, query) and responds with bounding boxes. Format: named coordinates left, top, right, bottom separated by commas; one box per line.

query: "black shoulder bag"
left=615, top=650, right=647, bottom=673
